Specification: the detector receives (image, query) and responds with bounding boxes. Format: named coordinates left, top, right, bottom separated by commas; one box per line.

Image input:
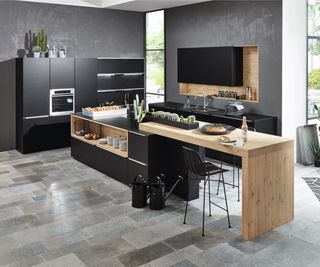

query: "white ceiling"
left=14, top=0, right=213, bottom=11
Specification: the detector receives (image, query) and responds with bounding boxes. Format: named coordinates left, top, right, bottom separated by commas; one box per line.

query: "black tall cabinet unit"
left=97, top=58, right=145, bottom=106
left=75, top=58, right=98, bottom=112
left=0, top=58, right=99, bottom=153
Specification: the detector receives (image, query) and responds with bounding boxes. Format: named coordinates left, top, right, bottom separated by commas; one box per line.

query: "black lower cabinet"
left=18, top=118, right=70, bottom=154
left=71, top=138, right=96, bottom=168
left=71, top=138, right=128, bottom=184
left=127, top=159, right=149, bottom=184
left=95, top=147, right=128, bottom=184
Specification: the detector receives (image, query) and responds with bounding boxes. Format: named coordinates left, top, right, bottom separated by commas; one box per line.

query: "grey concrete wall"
left=0, top=1, right=144, bottom=61
left=166, top=1, right=282, bottom=133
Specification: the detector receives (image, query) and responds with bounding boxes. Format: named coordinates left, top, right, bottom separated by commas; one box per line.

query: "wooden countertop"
left=139, top=121, right=293, bottom=157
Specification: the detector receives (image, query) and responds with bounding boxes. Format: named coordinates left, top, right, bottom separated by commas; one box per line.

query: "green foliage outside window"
left=309, top=68, right=320, bottom=89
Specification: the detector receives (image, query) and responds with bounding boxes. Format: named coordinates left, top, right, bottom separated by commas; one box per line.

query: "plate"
left=200, top=124, right=236, bottom=135
left=219, top=141, right=236, bottom=146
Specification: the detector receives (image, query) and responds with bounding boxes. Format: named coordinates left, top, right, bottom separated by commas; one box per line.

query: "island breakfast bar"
left=139, top=121, right=294, bottom=240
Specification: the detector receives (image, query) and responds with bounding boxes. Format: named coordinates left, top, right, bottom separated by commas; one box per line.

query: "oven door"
left=50, top=94, right=74, bottom=116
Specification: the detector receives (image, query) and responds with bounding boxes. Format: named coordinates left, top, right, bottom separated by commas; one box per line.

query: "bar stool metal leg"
left=202, top=179, right=207, bottom=236
left=183, top=174, right=190, bottom=224
left=221, top=173, right=231, bottom=228
left=237, top=159, right=240, bottom=202
left=232, top=156, right=236, bottom=188
left=208, top=176, right=212, bottom=217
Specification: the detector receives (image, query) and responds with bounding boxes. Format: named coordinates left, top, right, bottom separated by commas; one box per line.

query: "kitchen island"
left=139, top=121, right=294, bottom=240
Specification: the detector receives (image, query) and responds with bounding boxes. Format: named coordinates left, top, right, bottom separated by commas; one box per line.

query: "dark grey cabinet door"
left=75, top=58, right=97, bottom=111
left=23, top=58, right=49, bottom=117
left=50, top=58, right=74, bottom=89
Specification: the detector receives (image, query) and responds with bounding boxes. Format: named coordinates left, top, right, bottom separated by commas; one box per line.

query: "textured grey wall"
left=166, top=1, right=282, bottom=133
left=0, top=1, right=144, bottom=61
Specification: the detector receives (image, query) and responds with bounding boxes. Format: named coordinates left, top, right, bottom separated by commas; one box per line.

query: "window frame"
left=307, top=0, right=320, bottom=122
left=144, top=9, right=166, bottom=105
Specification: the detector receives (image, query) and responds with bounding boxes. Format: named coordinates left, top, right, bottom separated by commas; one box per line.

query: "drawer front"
left=95, top=146, right=128, bottom=185
left=128, top=131, right=149, bottom=164
left=71, top=138, right=96, bottom=169
left=128, top=158, right=148, bottom=184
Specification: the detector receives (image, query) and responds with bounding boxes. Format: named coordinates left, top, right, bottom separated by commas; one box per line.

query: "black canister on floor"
left=129, top=175, right=148, bottom=208
left=150, top=176, right=166, bottom=210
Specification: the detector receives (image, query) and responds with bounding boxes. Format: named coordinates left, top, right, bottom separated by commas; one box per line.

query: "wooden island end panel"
left=242, top=140, right=294, bottom=240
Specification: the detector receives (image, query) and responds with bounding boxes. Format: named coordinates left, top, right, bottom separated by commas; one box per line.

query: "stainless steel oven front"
left=50, top=88, right=75, bottom=116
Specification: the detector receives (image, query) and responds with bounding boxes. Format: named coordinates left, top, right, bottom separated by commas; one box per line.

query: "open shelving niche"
left=71, top=115, right=128, bottom=158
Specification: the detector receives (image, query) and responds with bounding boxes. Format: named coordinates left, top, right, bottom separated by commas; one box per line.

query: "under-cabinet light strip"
left=97, top=73, right=144, bottom=77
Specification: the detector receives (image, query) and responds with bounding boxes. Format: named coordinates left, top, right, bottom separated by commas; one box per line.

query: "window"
left=145, top=10, right=165, bottom=107
left=308, top=0, right=320, bottom=122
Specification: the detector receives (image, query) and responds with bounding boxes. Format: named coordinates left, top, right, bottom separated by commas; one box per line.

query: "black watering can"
left=150, top=174, right=184, bottom=210
left=129, top=175, right=148, bottom=208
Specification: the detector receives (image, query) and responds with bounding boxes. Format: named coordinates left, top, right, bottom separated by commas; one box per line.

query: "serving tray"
left=144, top=115, right=199, bottom=130
left=200, top=123, right=236, bottom=135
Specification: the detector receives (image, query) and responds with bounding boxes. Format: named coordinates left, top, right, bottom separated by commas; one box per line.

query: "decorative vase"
left=33, top=52, right=40, bottom=58
left=40, top=52, right=46, bottom=58
left=59, top=47, right=66, bottom=58
left=315, top=159, right=320, bottom=167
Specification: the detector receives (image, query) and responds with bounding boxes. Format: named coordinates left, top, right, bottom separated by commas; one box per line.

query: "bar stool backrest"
left=182, top=146, right=206, bottom=177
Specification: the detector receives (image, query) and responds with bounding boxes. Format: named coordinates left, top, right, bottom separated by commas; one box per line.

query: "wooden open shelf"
left=71, top=115, right=128, bottom=158
left=179, top=45, right=259, bottom=103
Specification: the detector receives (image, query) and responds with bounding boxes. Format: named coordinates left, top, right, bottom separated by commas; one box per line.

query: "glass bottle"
left=241, top=116, right=248, bottom=143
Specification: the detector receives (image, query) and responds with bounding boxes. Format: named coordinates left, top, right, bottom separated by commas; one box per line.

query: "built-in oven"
left=50, top=88, right=75, bottom=116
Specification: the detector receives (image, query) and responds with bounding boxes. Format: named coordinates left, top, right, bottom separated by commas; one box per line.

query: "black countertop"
left=149, top=102, right=276, bottom=122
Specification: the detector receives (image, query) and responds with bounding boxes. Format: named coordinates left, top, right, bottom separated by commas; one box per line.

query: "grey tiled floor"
left=0, top=148, right=319, bottom=266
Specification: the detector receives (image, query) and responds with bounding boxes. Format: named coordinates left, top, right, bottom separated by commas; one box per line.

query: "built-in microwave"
left=49, top=88, right=75, bottom=116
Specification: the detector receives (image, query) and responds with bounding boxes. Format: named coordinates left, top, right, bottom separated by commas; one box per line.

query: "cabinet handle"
left=129, top=158, right=148, bottom=166
left=23, top=115, right=49, bottom=120
left=129, top=131, right=146, bottom=137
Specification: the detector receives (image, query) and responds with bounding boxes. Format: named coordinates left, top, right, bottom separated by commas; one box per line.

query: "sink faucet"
left=197, top=92, right=208, bottom=110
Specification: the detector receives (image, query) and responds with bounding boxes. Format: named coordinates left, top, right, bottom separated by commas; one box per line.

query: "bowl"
left=98, top=138, right=108, bottom=144
left=119, top=139, right=128, bottom=151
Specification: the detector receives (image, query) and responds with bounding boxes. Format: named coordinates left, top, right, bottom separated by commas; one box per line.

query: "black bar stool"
left=216, top=154, right=240, bottom=202
left=216, top=127, right=256, bottom=201
left=182, top=146, right=231, bottom=236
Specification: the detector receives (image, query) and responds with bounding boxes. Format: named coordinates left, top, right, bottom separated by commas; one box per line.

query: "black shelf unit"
left=97, top=58, right=145, bottom=106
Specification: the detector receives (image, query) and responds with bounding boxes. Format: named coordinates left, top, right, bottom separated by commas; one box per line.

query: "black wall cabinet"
left=50, top=58, right=74, bottom=89
left=98, top=59, right=144, bottom=73
left=178, top=46, right=243, bottom=86
left=22, top=58, right=50, bottom=117
left=97, top=58, right=145, bottom=106
left=75, top=58, right=98, bottom=111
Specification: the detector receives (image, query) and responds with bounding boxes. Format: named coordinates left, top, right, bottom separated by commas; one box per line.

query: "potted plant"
left=32, top=46, right=41, bottom=58
left=310, top=143, right=320, bottom=167
left=37, top=29, right=48, bottom=58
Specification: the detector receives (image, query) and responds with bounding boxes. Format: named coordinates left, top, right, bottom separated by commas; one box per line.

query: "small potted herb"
left=310, top=143, right=320, bottom=167
left=37, top=29, right=48, bottom=58
left=32, top=46, right=41, bottom=58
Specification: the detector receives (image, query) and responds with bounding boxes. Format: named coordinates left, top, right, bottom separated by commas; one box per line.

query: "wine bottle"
left=241, top=116, right=248, bottom=142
